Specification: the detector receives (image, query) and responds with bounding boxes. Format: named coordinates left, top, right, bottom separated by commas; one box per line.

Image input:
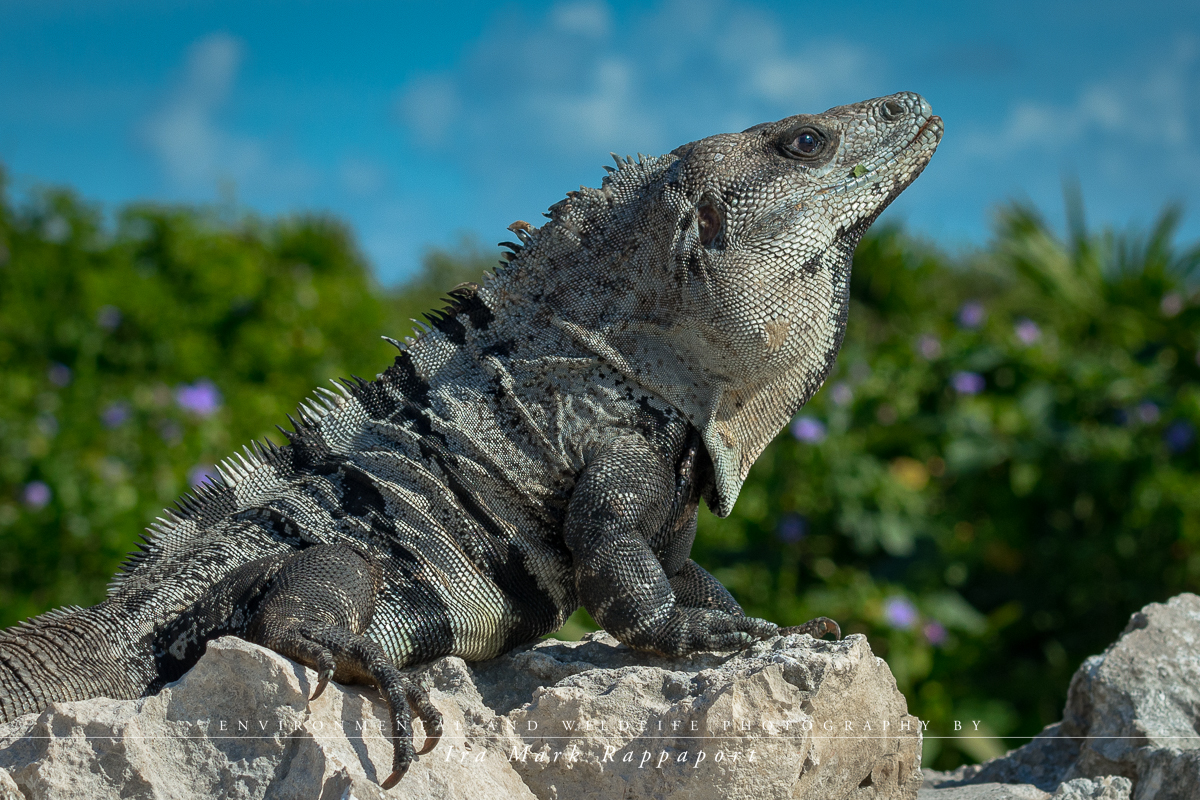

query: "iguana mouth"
left=915, top=115, right=943, bottom=142
left=839, top=116, right=942, bottom=237
left=820, top=111, right=942, bottom=199
left=887, top=111, right=943, bottom=167
left=902, top=115, right=943, bottom=171
left=904, top=114, right=943, bottom=171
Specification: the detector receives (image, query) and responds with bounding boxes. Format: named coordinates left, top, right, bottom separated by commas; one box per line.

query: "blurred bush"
left=0, top=182, right=489, bottom=625
left=2, top=177, right=1198, bottom=770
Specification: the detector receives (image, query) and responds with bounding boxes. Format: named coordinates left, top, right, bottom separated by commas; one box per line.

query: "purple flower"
left=958, top=301, right=986, bottom=329
left=176, top=380, right=222, bottom=417
left=777, top=514, right=807, bottom=543
left=1014, top=318, right=1041, bottom=345
left=923, top=621, right=947, bottom=645
left=791, top=416, right=826, bottom=444
left=1137, top=402, right=1160, bottom=424
left=97, top=305, right=122, bottom=331
left=1165, top=421, right=1195, bottom=454
left=22, top=481, right=51, bottom=510
left=47, top=363, right=71, bottom=387
left=831, top=383, right=853, bottom=406
left=883, top=596, right=918, bottom=630
left=101, top=402, right=131, bottom=429
left=952, top=371, right=985, bottom=395
left=917, top=334, right=942, bottom=360
left=188, top=464, right=218, bottom=488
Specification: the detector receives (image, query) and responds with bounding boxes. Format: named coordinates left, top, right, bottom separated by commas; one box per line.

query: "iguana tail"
left=0, top=601, right=155, bottom=722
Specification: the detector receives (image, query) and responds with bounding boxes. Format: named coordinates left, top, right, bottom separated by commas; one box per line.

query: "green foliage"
left=0, top=183, right=489, bottom=625
left=693, top=205, right=1200, bottom=768
left=3, top=175, right=1198, bottom=772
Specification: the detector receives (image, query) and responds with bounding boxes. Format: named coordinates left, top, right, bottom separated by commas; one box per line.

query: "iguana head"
left=486, top=92, right=942, bottom=515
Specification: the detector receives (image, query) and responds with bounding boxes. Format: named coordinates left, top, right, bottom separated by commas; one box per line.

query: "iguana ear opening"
left=697, top=198, right=723, bottom=248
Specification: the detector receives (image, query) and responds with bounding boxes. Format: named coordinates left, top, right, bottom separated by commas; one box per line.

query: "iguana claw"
left=310, top=667, right=334, bottom=701
left=381, top=769, right=405, bottom=790
left=779, top=616, right=841, bottom=641
left=416, top=730, right=441, bottom=756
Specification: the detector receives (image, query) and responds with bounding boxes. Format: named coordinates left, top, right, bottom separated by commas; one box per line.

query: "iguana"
left=0, top=92, right=941, bottom=787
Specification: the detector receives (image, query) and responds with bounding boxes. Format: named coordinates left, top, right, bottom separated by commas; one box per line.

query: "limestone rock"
left=924, top=593, right=1200, bottom=800
left=0, top=631, right=921, bottom=799
left=1050, top=777, right=1134, bottom=800
left=489, top=631, right=921, bottom=800
left=916, top=776, right=1133, bottom=800
left=0, top=637, right=531, bottom=800
left=918, top=783, right=1050, bottom=800
left=0, top=769, right=20, bottom=800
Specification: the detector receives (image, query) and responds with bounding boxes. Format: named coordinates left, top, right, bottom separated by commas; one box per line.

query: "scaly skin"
left=0, top=92, right=941, bottom=786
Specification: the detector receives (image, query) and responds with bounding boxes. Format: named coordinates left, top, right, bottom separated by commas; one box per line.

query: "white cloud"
left=339, top=157, right=387, bottom=197
left=142, top=32, right=315, bottom=198
left=701, top=4, right=868, bottom=110
left=968, top=35, right=1196, bottom=164
left=392, top=0, right=876, bottom=164
left=396, top=75, right=461, bottom=147
left=983, top=87, right=1125, bottom=151
left=529, top=56, right=661, bottom=151
left=143, top=33, right=260, bottom=188
left=551, top=1, right=611, bottom=38
left=745, top=42, right=871, bottom=109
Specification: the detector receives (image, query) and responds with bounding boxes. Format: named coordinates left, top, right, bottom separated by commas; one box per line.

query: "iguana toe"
left=309, top=666, right=334, bottom=701
left=779, top=617, right=841, bottom=641
left=407, top=676, right=443, bottom=755
left=381, top=767, right=406, bottom=790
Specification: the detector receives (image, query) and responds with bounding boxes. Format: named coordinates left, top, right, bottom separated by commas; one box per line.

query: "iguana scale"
left=0, top=93, right=941, bottom=787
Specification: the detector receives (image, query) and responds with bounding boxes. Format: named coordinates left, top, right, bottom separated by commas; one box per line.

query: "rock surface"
left=0, top=630, right=922, bottom=799
left=922, top=593, right=1200, bottom=800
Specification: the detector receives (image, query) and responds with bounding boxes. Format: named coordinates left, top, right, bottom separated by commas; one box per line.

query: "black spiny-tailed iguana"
left=0, top=92, right=941, bottom=787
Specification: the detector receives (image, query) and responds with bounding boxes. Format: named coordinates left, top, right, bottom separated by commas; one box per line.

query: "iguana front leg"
left=670, top=557, right=841, bottom=641
left=564, top=436, right=777, bottom=656
left=668, top=557, right=749, bottom=614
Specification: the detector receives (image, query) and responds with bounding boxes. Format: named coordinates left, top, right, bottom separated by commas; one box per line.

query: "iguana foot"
left=634, top=608, right=779, bottom=656
left=244, top=544, right=444, bottom=788
left=262, top=619, right=444, bottom=789
left=381, top=672, right=443, bottom=789
left=778, top=616, right=841, bottom=640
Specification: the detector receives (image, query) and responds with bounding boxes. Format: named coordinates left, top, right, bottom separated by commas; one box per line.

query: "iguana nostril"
left=882, top=100, right=904, bottom=121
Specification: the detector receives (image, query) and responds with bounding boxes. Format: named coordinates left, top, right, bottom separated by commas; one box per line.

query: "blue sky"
left=1, top=0, right=1198, bottom=282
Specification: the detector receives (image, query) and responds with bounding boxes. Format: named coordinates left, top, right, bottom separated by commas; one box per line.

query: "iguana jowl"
left=0, top=93, right=941, bottom=787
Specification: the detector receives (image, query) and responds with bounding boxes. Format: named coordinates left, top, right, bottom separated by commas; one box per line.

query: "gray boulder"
left=923, top=593, right=1200, bottom=800
left=916, top=776, right=1133, bottom=800
left=0, top=630, right=922, bottom=799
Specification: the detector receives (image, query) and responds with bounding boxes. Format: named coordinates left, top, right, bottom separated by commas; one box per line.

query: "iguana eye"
left=793, top=131, right=819, bottom=153
left=783, top=127, right=826, bottom=159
